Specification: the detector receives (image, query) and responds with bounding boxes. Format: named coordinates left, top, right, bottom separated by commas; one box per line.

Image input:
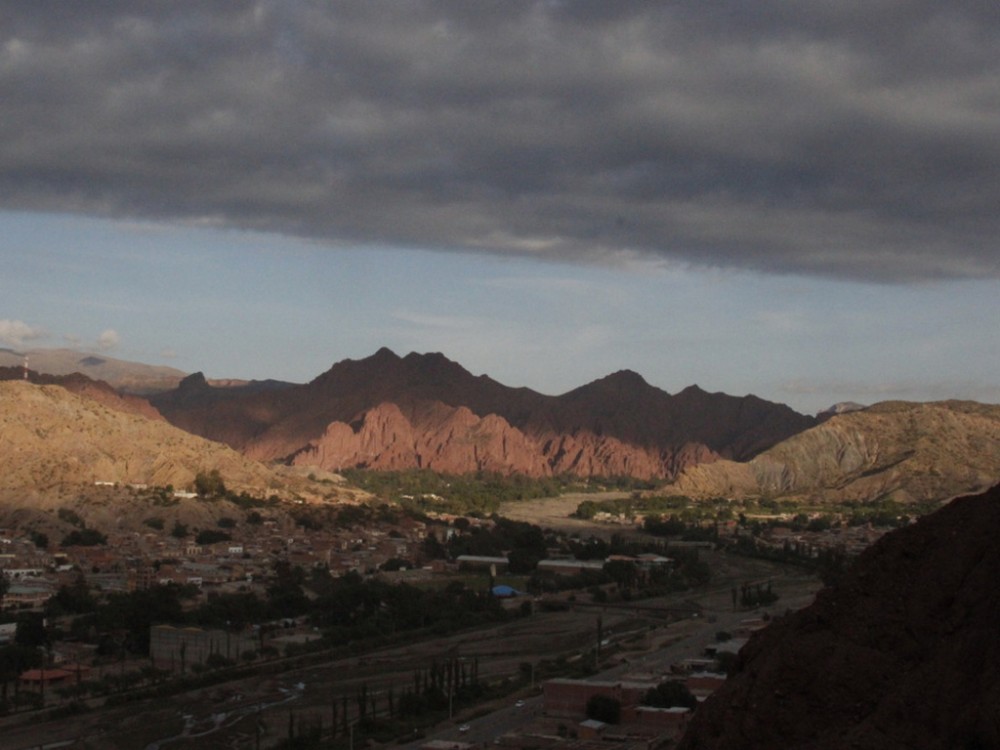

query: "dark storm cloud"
left=1, top=1, right=997, bottom=281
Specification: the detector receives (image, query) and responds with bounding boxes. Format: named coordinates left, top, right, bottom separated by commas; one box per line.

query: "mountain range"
left=149, top=347, right=816, bottom=480
left=0, top=347, right=187, bottom=394
left=3, top=346, right=999, bottom=505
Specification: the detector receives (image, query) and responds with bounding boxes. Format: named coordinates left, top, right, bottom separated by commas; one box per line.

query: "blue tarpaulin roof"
left=491, top=584, right=522, bottom=597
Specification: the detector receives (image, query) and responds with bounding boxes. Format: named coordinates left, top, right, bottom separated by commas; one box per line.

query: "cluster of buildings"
left=0, top=511, right=435, bottom=618
left=525, top=617, right=767, bottom=749
left=751, top=522, right=888, bottom=557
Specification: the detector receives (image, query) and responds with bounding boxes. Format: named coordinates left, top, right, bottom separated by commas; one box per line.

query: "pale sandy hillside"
left=667, top=400, right=1000, bottom=504
left=0, top=381, right=361, bottom=507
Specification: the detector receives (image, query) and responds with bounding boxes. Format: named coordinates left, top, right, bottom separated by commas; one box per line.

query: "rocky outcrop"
left=668, top=400, right=1000, bottom=503
left=282, top=401, right=722, bottom=479
left=286, top=402, right=551, bottom=475
left=677, top=483, right=1000, bottom=750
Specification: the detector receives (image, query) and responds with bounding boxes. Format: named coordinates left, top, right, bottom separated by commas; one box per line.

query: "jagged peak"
left=177, top=371, right=209, bottom=390
left=607, top=368, right=648, bottom=384
left=677, top=383, right=707, bottom=396
left=590, top=369, right=652, bottom=391
left=402, top=350, right=460, bottom=368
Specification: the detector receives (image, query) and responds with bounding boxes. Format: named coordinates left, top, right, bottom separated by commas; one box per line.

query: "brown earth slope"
left=152, top=348, right=815, bottom=479
left=0, top=380, right=318, bottom=503
left=1, top=366, right=164, bottom=421
left=667, top=400, right=1000, bottom=503
left=678, top=482, right=1000, bottom=750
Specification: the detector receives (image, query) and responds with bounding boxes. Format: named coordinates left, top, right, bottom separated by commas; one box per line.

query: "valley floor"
left=0, top=551, right=822, bottom=750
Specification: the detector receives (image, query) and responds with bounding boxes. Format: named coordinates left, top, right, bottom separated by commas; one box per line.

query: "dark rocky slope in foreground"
left=678, top=483, right=1000, bottom=750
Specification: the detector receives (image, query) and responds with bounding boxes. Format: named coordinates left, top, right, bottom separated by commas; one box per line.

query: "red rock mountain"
left=151, top=348, right=815, bottom=479
left=677, top=482, right=1000, bottom=750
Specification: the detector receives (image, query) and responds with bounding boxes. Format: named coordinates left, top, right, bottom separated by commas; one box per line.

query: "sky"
left=1, top=2, right=998, bottom=415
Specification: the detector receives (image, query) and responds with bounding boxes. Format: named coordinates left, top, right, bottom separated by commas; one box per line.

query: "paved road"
left=398, top=565, right=822, bottom=749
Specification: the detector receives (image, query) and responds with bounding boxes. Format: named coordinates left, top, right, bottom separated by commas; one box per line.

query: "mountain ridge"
left=151, top=348, right=816, bottom=479
left=666, top=400, right=1000, bottom=503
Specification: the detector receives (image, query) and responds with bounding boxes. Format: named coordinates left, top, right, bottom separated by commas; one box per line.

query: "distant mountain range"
left=149, top=347, right=816, bottom=480
left=0, top=347, right=188, bottom=393
left=3, top=347, right=998, bottom=504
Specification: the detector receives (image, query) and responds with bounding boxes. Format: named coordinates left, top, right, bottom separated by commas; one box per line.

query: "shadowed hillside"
left=678, top=482, right=1000, bottom=750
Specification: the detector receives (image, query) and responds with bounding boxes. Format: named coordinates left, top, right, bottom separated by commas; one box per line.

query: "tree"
left=603, top=559, right=640, bottom=592
left=422, top=532, right=447, bottom=561
left=60, top=528, right=107, bottom=547
left=643, top=680, right=697, bottom=709
left=195, top=529, right=231, bottom=545
left=45, top=575, right=95, bottom=616
left=15, top=613, right=49, bottom=649
left=194, top=469, right=227, bottom=498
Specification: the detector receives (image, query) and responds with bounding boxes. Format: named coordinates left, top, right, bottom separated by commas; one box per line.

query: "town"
left=0, top=474, right=914, bottom=749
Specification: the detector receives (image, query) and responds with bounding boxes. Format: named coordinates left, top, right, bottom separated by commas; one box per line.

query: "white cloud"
left=0, top=319, right=47, bottom=347
left=97, top=329, right=121, bottom=351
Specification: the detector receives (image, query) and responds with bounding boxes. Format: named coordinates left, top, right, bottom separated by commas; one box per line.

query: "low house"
left=2, top=581, right=54, bottom=610
left=536, top=559, right=605, bottom=576
left=455, top=555, right=509, bottom=573
left=543, top=678, right=658, bottom=719
left=578, top=718, right=607, bottom=740
left=19, top=664, right=92, bottom=691
left=686, top=671, right=727, bottom=698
